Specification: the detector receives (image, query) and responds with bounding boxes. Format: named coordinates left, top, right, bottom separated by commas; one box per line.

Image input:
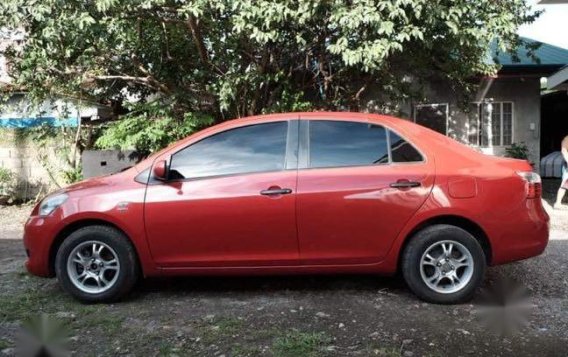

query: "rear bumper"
left=490, top=199, right=550, bottom=265
left=23, top=216, right=58, bottom=277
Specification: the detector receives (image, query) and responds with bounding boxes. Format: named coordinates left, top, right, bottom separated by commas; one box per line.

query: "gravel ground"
left=0, top=204, right=32, bottom=240
left=0, top=186, right=567, bottom=356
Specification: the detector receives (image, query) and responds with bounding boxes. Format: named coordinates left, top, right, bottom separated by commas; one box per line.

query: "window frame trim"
left=500, top=101, right=514, bottom=147
left=163, top=119, right=298, bottom=183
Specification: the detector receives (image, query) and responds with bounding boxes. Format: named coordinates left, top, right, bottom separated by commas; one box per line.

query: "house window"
left=414, top=103, right=449, bottom=135
left=468, top=101, right=513, bottom=147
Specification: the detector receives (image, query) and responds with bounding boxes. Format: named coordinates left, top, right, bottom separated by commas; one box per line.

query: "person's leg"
left=555, top=187, right=567, bottom=208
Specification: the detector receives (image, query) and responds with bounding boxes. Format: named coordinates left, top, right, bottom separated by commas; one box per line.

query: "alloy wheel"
left=66, top=240, right=120, bottom=294
left=419, top=240, right=474, bottom=294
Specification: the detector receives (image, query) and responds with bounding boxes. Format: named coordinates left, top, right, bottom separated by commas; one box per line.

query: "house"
left=0, top=28, right=112, bottom=200
left=405, top=38, right=568, bottom=171
left=0, top=28, right=112, bottom=128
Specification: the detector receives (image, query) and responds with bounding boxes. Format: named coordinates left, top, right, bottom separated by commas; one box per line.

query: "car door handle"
left=390, top=181, right=421, bottom=189
left=260, top=188, right=293, bottom=196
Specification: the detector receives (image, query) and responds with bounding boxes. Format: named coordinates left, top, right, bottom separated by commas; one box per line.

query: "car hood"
left=52, top=167, right=140, bottom=197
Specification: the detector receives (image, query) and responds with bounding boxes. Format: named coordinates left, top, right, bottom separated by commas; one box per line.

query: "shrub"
left=505, top=142, right=530, bottom=160
left=0, top=167, right=16, bottom=199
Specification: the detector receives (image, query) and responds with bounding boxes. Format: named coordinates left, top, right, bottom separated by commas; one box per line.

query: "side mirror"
left=153, top=160, right=168, bottom=180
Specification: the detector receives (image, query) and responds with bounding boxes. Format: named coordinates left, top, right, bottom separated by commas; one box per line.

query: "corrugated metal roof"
left=491, top=37, right=568, bottom=67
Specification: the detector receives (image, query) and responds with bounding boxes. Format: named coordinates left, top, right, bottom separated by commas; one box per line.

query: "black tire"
left=401, top=224, right=486, bottom=304
left=55, top=225, right=139, bottom=303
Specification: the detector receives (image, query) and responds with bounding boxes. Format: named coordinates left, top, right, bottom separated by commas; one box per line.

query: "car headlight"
left=39, top=193, right=69, bottom=216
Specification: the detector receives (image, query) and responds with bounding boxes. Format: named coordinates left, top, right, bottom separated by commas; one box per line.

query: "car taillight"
left=516, top=171, right=542, bottom=199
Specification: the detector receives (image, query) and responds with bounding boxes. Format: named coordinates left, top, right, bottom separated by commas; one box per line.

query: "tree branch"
left=130, top=55, right=173, bottom=94
left=185, top=15, right=225, bottom=75
left=186, top=15, right=209, bottom=63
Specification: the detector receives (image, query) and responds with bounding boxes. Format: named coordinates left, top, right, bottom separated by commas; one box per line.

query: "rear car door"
left=296, top=118, right=435, bottom=265
left=144, top=119, right=300, bottom=267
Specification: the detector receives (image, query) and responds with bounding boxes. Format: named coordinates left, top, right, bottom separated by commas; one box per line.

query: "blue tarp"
left=0, top=117, right=79, bottom=128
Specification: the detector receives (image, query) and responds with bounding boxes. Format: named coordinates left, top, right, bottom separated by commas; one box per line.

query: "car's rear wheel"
left=402, top=224, right=486, bottom=304
left=55, top=225, right=139, bottom=303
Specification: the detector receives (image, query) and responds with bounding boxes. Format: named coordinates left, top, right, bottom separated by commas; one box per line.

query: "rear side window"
left=389, top=131, right=423, bottom=163
left=309, top=121, right=389, bottom=168
left=169, top=121, right=288, bottom=179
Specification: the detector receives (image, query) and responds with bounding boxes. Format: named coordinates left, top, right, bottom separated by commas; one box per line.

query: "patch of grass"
left=0, top=274, right=123, bottom=343
left=196, top=316, right=245, bottom=345
left=15, top=270, right=29, bottom=278
left=215, top=317, right=243, bottom=334
left=272, top=330, right=330, bottom=357
left=0, top=285, right=93, bottom=324
left=248, top=326, right=280, bottom=341
left=232, top=344, right=263, bottom=357
left=0, top=339, right=11, bottom=350
left=0, top=289, right=50, bottom=323
left=80, top=310, right=124, bottom=335
left=0, top=270, right=92, bottom=324
left=368, top=346, right=401, bottom=356
left=158, top=341, right=184, bottom=356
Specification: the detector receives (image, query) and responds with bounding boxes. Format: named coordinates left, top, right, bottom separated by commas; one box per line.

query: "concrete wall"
left=82, top=150, right=141, bottom=178
left=0, top=130, right=58, bottom=200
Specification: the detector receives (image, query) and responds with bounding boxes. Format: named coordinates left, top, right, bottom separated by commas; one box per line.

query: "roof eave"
left=547, top=65, right=568, bottom=90
left=497, top=64, right=564, bottom=76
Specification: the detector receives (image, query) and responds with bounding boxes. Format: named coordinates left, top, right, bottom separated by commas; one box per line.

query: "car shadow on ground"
left=128, top=239, right=567, bottom=305
left=134, top=273, right=409, bottom=297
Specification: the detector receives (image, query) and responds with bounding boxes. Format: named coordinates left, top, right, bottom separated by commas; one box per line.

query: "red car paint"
left=23, top=112, right=549, bottom=278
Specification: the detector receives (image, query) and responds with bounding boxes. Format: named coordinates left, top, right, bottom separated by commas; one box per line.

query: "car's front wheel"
left=55, top=225, right=139, bottom=303
left=402, top=224, right=486, bottom=304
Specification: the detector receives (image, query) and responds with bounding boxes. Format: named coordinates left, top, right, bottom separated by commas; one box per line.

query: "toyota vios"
left=23, top=112, right=549, bottom=304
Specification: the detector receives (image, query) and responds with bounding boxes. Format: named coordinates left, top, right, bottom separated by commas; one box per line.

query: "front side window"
left=309, top=121, right=389, bottom=168
left=169, top=121, right=288, bottom=179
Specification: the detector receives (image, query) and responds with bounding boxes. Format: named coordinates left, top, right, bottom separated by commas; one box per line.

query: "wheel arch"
left=398, top=215, right=492, bottom=271
left=48, top=218, right=142, bottom=277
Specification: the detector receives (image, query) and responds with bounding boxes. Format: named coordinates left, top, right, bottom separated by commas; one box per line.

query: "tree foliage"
left=95, top=111, right=213, bottom=155
left=0, top=0, right=539, bottom=120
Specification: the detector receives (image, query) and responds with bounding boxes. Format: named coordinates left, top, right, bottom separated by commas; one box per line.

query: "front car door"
left=144, top=119, right=300, bottom=267
left=296, top=117, right=435, bottom=265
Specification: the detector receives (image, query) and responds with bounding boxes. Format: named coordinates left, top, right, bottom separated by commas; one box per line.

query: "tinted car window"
left=309, top=121, right=388, bottom=168
left=389, top=131, right=423, bottom=163
left=169, top=122, right=288, bottom=179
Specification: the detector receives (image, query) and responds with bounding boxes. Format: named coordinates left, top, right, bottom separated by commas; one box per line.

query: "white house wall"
left=400, top=76, right=542, bottom=170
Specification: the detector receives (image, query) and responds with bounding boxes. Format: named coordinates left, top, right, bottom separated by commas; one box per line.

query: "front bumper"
left=23, top=215, right=59, bottom=277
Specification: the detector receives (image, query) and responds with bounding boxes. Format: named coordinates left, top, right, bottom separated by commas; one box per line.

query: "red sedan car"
left=23, top=112, right=549, bottom=304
